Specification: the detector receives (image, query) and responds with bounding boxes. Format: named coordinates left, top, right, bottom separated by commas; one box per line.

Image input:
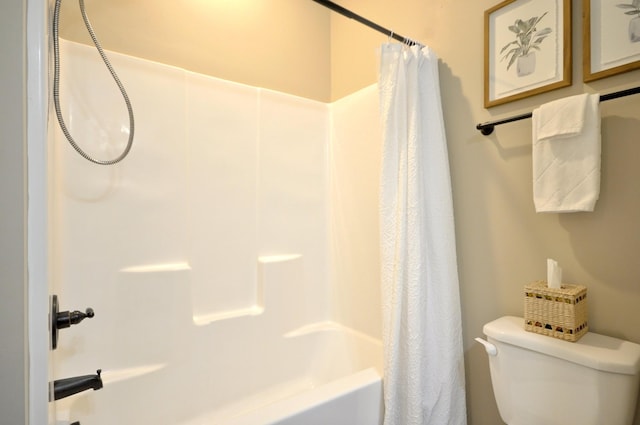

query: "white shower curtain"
left=378, top=44, right=467, bottom=425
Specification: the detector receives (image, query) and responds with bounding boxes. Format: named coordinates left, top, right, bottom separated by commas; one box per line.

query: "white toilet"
left=476, top=316, right=640, bottom=425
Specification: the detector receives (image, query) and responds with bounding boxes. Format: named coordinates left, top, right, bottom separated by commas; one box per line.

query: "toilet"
left=476, top=316, right=640, bottom=425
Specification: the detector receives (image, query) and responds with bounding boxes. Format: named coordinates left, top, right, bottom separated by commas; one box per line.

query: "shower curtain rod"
left=311, top=0, right=424, bottom=48
left=476, top=85, right=640, bottom=135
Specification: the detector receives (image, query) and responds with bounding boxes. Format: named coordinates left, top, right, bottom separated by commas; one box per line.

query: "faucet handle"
left=51, top=295, right=96, bottom=350
left=56, top=307, right=95, bottom=329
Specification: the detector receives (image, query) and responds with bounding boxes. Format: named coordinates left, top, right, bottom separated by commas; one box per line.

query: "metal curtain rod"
left=311, top=0, right=424, bottom=48
left=476, top=85, right=640, bottom=135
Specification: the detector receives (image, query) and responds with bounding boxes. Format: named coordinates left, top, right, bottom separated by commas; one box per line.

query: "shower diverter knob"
left=51, top=295, right=95, bottom=350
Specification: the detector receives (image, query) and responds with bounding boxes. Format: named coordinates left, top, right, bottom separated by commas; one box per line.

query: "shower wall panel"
left=186, top=73, right=259, bottom=318
left=258, top=89, right=330, bottom=323
left=52, top=39, right=330, bottom=364
left=329, top=85, right=383, bottom=340
left=51, top=40, right=382, bottom=424
left=53, top=40, right=192, bottom=383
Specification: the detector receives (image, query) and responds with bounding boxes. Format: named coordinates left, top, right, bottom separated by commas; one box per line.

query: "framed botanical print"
left=584, top=0, right=640, bottom=81
left=484, top=0, right=572, bottom=107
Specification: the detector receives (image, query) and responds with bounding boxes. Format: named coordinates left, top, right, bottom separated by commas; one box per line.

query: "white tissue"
left=547, top=259, right=562, bottom=289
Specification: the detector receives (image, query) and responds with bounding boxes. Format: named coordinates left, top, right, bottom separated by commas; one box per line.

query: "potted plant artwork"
left=616, top=0, right=640, bottom=42
left=500, top=12, right=552, bottom=77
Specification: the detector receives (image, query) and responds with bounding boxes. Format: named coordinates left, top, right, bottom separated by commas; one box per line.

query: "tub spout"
left=53, top=369, right=103, bottom=401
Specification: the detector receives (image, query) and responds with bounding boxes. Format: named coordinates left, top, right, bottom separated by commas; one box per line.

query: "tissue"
left=547, top=258, right=562, bottom=289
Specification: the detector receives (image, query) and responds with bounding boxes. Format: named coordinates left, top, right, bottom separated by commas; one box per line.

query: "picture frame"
left=484, top=0, right=572, bottom=108
left=583, top=0, right=640, bottom=82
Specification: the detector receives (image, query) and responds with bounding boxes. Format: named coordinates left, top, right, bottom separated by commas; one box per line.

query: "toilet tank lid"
left=483, top=316, right=640, bottom=375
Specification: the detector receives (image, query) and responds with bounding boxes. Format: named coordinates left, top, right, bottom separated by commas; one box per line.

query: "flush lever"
left=51, top=295, right=95, bottom=350
left=475, top=337, right=498, bottom=356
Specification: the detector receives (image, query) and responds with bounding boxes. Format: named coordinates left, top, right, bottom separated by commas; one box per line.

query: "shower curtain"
left=378, top=44, right=467, bottom=425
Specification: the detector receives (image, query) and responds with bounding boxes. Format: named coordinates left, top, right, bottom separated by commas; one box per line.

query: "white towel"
left=536, top=93, right=589, bottom=140
left=532, top=94, right=601, bottom=213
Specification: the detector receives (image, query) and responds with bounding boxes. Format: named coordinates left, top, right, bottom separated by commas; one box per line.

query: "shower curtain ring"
left=388, top=30, right=394, bottom=44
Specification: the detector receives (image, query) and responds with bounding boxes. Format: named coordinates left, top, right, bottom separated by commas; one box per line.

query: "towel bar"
left=476, top=85, right=640, bottom=135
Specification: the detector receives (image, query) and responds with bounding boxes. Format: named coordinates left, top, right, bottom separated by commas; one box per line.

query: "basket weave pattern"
left=524, top=280, right=588, bottom=342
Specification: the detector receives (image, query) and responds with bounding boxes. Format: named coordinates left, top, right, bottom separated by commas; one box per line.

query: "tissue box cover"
left=524, top=280, right=588, bottom=342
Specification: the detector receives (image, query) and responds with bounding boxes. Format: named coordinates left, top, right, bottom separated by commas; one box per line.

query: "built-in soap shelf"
left=119, top=262, right=191, bottom=273
left=193, top=306, right=264, bottom=326
left=193, top=253, right=303, bottom=326
left=119, top=255, right=304, bottom=327
left=99, top=363, right=167, bottom=385
left=283, top=321, right=383, bottom=346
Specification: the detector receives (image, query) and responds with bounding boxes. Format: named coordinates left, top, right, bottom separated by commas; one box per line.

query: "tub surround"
left=52, top=39, right=382, bottom=424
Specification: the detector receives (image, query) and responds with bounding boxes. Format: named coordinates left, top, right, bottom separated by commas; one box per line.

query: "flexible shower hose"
left=52, top=0, right=134, bottom=165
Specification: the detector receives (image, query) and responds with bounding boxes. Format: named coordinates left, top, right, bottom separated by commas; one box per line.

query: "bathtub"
left=182, top=322, right=384, bottom=425
left=191, top=369, right=382, bottom=425
left=55, top=321, right=383, bottom=425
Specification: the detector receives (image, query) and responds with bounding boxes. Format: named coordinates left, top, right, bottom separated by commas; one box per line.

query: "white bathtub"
left=217, top=368, right=382, bottom=425
left=56, top=322, right=383, bottom=425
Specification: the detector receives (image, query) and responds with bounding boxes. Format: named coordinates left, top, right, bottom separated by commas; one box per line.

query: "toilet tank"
left=483, top=316, right=640, bottom=425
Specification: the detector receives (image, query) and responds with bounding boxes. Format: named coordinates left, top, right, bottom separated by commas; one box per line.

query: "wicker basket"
left=524, top=280, right=588, bottom=342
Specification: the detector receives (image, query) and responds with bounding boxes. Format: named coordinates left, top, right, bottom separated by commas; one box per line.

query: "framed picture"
left=484, top=0, right=572, bottom=108
left=584, top=0, right=640, bottom=82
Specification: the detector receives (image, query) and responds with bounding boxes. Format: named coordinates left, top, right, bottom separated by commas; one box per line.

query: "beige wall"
left=55, top=1, right=640, bottom=424
left=58, top=0, right=332, bottom=102
left=0, top=0, right=28, bottom=424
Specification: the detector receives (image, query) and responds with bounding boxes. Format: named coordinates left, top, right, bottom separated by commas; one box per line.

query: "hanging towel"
left=379, top=43, right=467, bottom=425
left=536, top=93, right=590, bottom=140
left=532, top=94, right=601, bottom=213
